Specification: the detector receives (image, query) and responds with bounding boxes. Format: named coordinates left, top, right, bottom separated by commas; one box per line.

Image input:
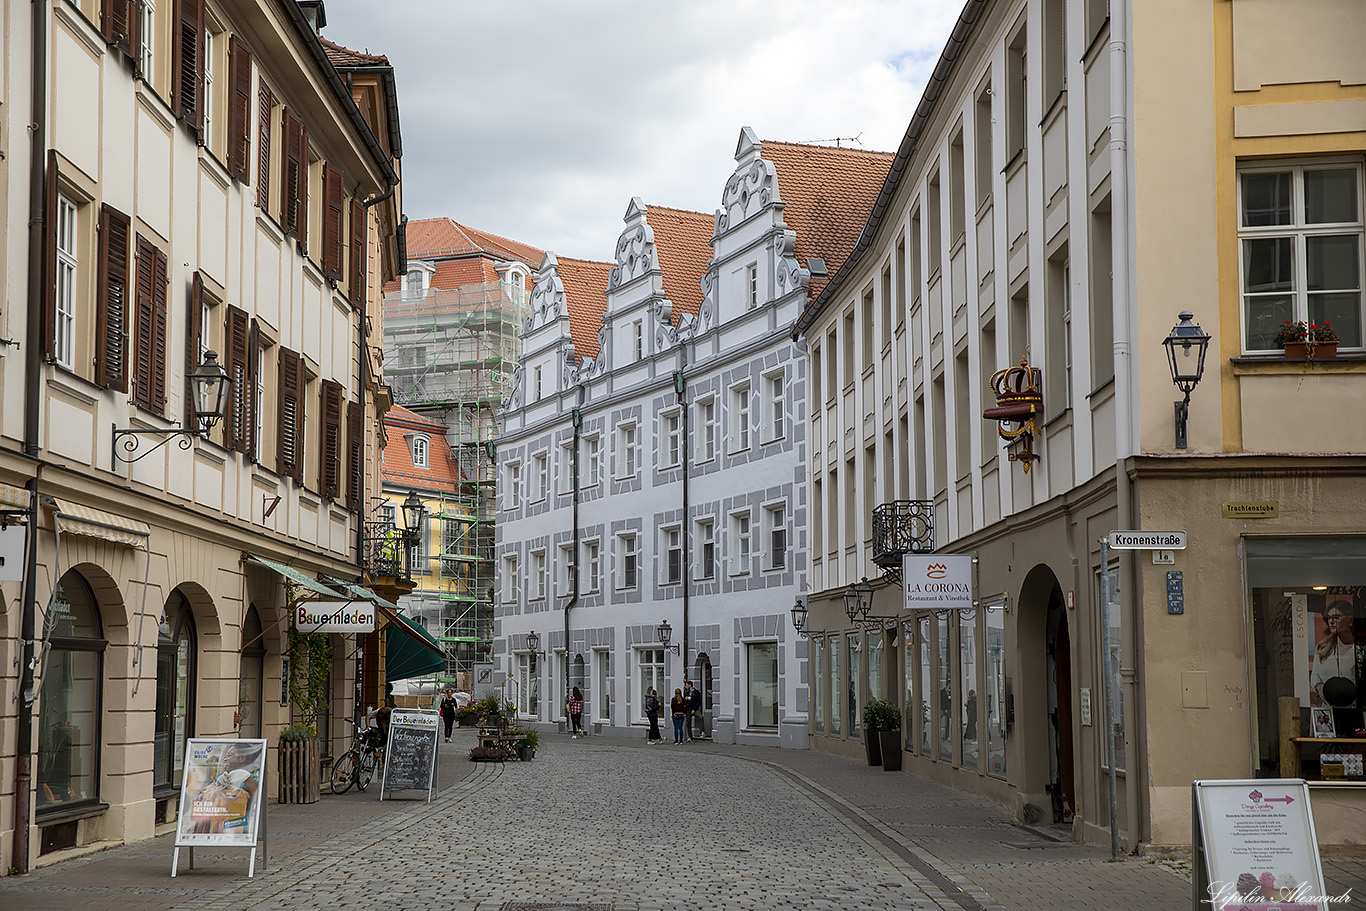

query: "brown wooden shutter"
left=280, top=109, right=309, bottom=250
left=245, top=319, right=259, bottom=461
left=278, top=347, right=302, bottom=480
left=171, top=0, right=204, bottom=128
left=257, top=83, right=273, bottom=209
left=348, top=200, right=366, bottom=308
left=102, top=0, right=135, bottom=57
left=42, top=150, right=59, bottom=359
left=133, top=236, right=157, bottom=408
left=322, top=164, right=344, bottom=282
left=150, top=246, right=169, bottom=412
left=227, top=37, right=253, bottom=181
left=294, top=356, right=307, bottom=484
left=185, top=272, right=202, bottom=425
left=225, top=305, right=249, bottom=452
left=346, top=399, right=363, bottom=511
left=319, top=380, right=343, bottom=499
left=96, top=205, right=132, bottom=392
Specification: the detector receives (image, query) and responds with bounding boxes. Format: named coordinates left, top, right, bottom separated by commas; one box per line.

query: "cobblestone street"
left=3, top=732, right=1363, bottom=911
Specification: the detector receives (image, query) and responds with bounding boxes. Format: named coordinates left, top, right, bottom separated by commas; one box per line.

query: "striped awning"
left=49, top=497, right=150, bottom=547
left=323, top=577, right=400, bottom=612
left=0, top=481, right=28, bottom=511
left=245, top=554, right=345, bottom=599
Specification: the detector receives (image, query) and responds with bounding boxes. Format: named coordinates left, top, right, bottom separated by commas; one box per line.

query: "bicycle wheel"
left=330, top=750, right=358, bottom=794
left=356, top=750, right=377, bottom=791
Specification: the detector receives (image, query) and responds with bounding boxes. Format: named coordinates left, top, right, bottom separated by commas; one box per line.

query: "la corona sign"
left=294, top=600, right=376, bottom=633
left=903, top=555, right=973, bottom=610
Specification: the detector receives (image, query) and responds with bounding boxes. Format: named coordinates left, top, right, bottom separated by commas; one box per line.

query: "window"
left=410, top=435, right=429, bottom=469
left=975, top=82, right=993, bottom=209
left=153, top=594, right=197, bottom=792
left=662, top=411, right=681, bottom=468
left=408, top=513, right=428, bottom=576
left=238, top=607, right=265, bottom=740
left=638, top=648, right=665, bottom=720
left=616, top=532, right=638, bottom=590
left=663, top=526, right=682, bottom=584
left=697, top=397, right=716, bottom=462
left=583, top=540, right=600, bottom=593
left=139, top=0, right=156, bottom=81
left=618, top=424, right=637, bottom=478
left=584, top=436, right=600, bottom=486
left=868, top=632, right=883, bottom=703
left=1240, top=162, right=1363, bottom=351
left=847, top=634, right=861, bottom=739
left=919, top=615, right=933, bottom=756
left=501, top=554, right=518, bottom=602
left=529, top=550, right=546, bottom=600
left=201, top=27, right=216, bottom=149
left=985, top=604, right=1007, bottom=777
left=54, top=195, right=79, bottom=369
left=226, top=36, right=254, bottom=183
left=746, top=642, right=778, bottom=728
left=533, top=452, right=548, bottom=502
left=558, top=543, right=574, bottom=595
left=766, top=373, right=785, bottom=441
left=960, top=610, right=978, bottom=772
left=937, top=613, right=951, bottom=761
left=730, top=511, right=751, bottom=575
left=594, top=650, right=611, bottom=722
left=533, top=365, right=542, bottom=401
left=1043, top=0, right=1066, bottom=107
left=559, top=442, right=574, bottom=494
left=829, top=634, right=842, bottom=736
left=765, top=504, right=787, bottom=570
left=1006, top=24, right=1027, bottom=162
left=747, top=263, right=759, bottom=310
left=697, top=519, right=715, bottom=580
left=36, top=571, right=105, bottom=814
left=732, top=383, right=751, bottom=451
left=517, top=653, right=539, bottom=718
left=633, top=320, right=643, bottom=360
left=506, top=462, right=521, bottom=509
left=813, top=638, right=824, bottom=734
left=275, top=347, right=305, bottom=483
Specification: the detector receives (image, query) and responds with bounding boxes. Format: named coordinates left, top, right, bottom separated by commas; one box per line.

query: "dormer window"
left=408, top=433, right=430, bottom=469
left=405, top=261, right=435, bottom=298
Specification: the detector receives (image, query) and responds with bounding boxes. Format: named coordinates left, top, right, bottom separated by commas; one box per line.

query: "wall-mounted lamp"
left=525, top=629, right=546, bottom=658
left=843, top=576, right=898, bottom=629
left=656, top=619, right=681, bottom=656
left=790, top=597, right=809, bottom=639
left=1162, top=310, right=1211, bottom=449
left=113, top=351, right=232, bottom=464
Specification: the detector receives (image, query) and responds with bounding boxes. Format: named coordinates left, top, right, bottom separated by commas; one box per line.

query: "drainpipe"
left=563, top=390, right=583, bottom=725
left=673, top=357, right=689, bottom=693
left=14, top=0, right=51, bottom=876
left=1109, top=0, right=1142, bottom=853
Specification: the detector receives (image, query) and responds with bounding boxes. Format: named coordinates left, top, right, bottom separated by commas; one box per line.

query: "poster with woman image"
left=174, top=739, right=267, bottom=847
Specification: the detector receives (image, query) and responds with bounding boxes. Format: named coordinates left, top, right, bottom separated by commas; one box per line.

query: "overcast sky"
left=320, top=0, right=958, bottom=262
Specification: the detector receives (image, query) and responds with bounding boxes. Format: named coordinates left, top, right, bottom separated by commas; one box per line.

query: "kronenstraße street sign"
left=1107, top=530, right=1187, bottom=550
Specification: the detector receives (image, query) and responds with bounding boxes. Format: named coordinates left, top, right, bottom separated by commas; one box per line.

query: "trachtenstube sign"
left=903, top=555, right=973, bottom=610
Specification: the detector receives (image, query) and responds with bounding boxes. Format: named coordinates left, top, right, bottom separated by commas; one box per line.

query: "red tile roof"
left=382, top=405, right=460, bottom=492
left=556, top=257, right=613, bottom=361
left=320, top=36, right=389, bottom=67
left=645, top=205, right=713, bottom=321
left=760, top=141, right=895, bottom=298
left=405, top=217, right=544, bottom=266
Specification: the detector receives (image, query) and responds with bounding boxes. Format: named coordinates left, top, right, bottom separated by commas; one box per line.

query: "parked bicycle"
left=330, top=717, right=386, bottom=794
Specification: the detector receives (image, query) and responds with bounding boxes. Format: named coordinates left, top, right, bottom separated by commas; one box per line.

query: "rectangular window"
left=868, top=632, right=883, bottom=703
left=139, top=0, right=156, bottom=81
left=731, top=512, right=751, bottom=576
left=663, top=526, right=682, bottom=584
left=813, top=637, right=825, bottom=734
left=975, top=82, right=993, bottom=210
left=201, top=28, right=215, bottom=150
left=533, top=452, right=548, bottom=502
left=558, top=543, right=574, bottom=595
left=938, top=613, right=952, bottom=761
left=766, top=504, right=787, bottom=570
left=638, top=648, right=665, bottom=720
left=1239, top=162, right=1363, bottom=351
left=960, top=610, right=978, bottom=772
left=502, top=554, right=518, bottom=602
left=411, top=435, right=429, bottom=469
left=517, top=653, right=539, bottom=718
left=254, top=344, right=265, bottom=462
left=698, top=397, right=716, bottom=461
left=747, top=263, right=759, bottom=310
left=584, top=540, right=600, bottom=593
left=618, top=424, right=637, bottom=478
left=594, top=650, right=611, bottom=722
left=842, top=310, right=855, bottom=386
left=54, top=195, right=79, bottom=370
left=732, top=383, right=751, bottom=451
left=1043, top=0, right=1066, bottom=106
left=847, top=635, right=861, bottom=739
left=829, top=634, right=842, bottom=736
left=826, top=329, right=838, bottom=401
left=767, top=373, right=785, bottom=441
left=584, top=435, right=600, bottom=486
left=746, top=642, right=778, bottom=728
left=1006, top=25, right=1027, bottom=162
left=409, top=515, right=428, bottom=576
left=919, top=615, right=933, bottom=756
left=697, top=519, right=715, bottom=580
left=903, top=622, right=915, bottom=750
left=507, top=462, right=522, bottom=509
left=633, top=320, right=643, bottom=360
left=985, top=604, right=1007, bottom=777
left=663, top=411, right=681, bottom=468
left=617, top=533, right=638, bottom=590
left=559, top=442, right=574, bottom=494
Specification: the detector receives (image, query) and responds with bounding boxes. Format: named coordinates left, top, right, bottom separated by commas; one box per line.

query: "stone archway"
left=1014, top=563, right=1074, bottom=829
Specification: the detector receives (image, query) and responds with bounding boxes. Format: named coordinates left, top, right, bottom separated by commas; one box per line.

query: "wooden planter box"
left=277, top=740, right=320, bottom=804
left=1284, top=341, right=1338, bottom=359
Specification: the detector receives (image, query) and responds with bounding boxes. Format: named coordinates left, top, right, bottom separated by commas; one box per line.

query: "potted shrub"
left=861, top=699, right=902, bottom=770
left=277, top=722, right=320, bottom=803
left=1276, top=320, right=1339, bottom=360
left=513, top=729, right=539, bottom=762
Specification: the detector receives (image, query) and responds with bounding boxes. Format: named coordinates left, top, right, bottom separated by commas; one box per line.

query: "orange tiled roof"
left=645, top=205, right=713, bottom=321
left=405, top=217, right=544, bottom=266
left=556, top=257, right=613, bottom=361
left=760, top=141, right=895, bottom=298
left=320, top=36, right=389, bottom=68
left=382, top=405, right=460, bottom=491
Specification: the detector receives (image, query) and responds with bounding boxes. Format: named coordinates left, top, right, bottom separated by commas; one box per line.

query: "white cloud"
left=320, top=0, right=958, bottom=260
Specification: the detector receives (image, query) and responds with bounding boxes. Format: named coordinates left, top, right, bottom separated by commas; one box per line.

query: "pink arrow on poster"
left=1264, top=795, right=1295, bottom=804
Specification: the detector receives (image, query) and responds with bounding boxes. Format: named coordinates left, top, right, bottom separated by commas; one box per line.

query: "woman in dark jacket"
left=670, top=689, right=687, bottom=743
left=645, top=688, right=663, bottom=743
left=440, top=691, right=458, bottom=742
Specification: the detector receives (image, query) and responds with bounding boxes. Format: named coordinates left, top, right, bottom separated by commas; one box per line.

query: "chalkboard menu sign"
left=380, top=711, right=440, bottom=802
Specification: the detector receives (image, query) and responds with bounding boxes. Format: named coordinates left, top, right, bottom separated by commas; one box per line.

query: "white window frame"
left=637, top=648, right=665, bottom=721
left=517, top=653, right=539, bottom=719
left=594, top=649, right=611, bottom=722
left=410, top=434, right=430, bottom=469
left=747, top=263, right=759, bottom=310
left=531, top=549, right=547, bottom=601
left=253, top=344, right=265, bottom=462
left=506, top=461, right=522, bottom=509
left=697, top=518, right=715, bottom=580
left=502, top=554, right=518, bottom=602
left=730, top=510, right=752, bottom=576
left=731, top=382, right=751, bottom=453
left=765, top=370, right=785, bottom=442
left=745, top=640, right=779, bottom=729
left=54, top=195, right=79, bottom=370
left=201, top=27, right=215, bottom=149
left=559, top=442, right=574, bottom=494
left=633, top=320, right=644, bottom=360
left=697, top=396, right=716, bottom=462
left=617, top=423, right=637, bottom=479
left=584, top=435, right=600, bottom=487
left=1238, top=159, right=1364, bottom=352
left=765, top=502, right=787, bottom=571
left=558, top=542, right=575, bottom=595
left=139, top=0, right=156, bottom=81
left=662, top=525, right=682, bottom=585
left=533, top=365, right=542, bottom=401
left=532, top=452, right=548, bottom=502
left=616, top=532, right=638, bottom=590
left=583, top=539, right=600, bottom=593
left=662, top=410, right=681, bottom=469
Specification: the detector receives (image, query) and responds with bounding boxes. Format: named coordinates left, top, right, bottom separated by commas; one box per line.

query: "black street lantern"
left=113, top=351, right=234, bottom=464
left=1162, top=310, right=1212, bottom=448
left=525, top=629, right=541, bottom=655
left=656, top=619, right=680, bottom=655
left=401, top=490, right=425, bottom=541
left=790, top=597, right=808, bottom=639
left=843, top=582, right=862, bottom=623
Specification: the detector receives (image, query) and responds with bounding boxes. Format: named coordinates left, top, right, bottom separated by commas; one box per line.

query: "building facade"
left=793, top=0, right=1365, bottom=851
left=0, top=0, right=404, bottom=869
left=495, top=131, right=891, bottom=747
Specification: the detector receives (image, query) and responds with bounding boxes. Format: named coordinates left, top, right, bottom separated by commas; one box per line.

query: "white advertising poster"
left=903, top=555, right=973, bottom=611
left=293, top=600, right=376, bottom=634
left=1195, top=779, right=1328, bottom=911
left=0, top=525, right=26, bottom=581
left=174, top=739, right=267, bottom=847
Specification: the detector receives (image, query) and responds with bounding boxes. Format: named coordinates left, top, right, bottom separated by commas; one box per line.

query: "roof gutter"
left=791, top=0, right=988, bottom=342
left=275, top=0, right=399, bottom=189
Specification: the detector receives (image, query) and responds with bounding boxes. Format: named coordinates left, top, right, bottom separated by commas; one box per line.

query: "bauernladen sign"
left=293, top=600, right=376, bottom=633
left=1108, top=530, right=1188, bottom=550
left=903, top=555, right=973, bottom=610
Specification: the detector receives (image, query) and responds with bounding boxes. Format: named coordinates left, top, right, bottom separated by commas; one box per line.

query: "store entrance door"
left=1047, top=592, right=1075, bottom=824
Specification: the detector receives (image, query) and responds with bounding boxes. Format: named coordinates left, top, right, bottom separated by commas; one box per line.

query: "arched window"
left=154, top=592, right=196, bottom=792
left=238, top=607, right=266, bottom=739
left=36, top=571, right=105, bottom=813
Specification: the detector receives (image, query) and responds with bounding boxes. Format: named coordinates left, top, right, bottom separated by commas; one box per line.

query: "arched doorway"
left=695, top=653, right=713, bottom=739
left=238, top=606, right=266, bottom=738
left=154, top=591, right=197, bottom=794
left=1016, top=564, right=1075, bottom=829
left=1045, top=590, right=1075, bottom=823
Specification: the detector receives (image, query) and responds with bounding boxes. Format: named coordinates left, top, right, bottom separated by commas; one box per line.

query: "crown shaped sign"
left=982, top=357, right=1044, bottom=472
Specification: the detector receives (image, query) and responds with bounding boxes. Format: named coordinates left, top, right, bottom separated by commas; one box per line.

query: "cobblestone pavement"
left=3, top=730, right=1364, bottom=911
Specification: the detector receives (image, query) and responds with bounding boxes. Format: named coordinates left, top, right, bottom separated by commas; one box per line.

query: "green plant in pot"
left=861, top=699, right=903, bottom=771
left=514, top=728, right=539, bottom=761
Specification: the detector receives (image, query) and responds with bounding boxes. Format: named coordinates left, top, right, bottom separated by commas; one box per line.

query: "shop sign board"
left=1192, top=779, right=1329, bottom=911
left=0, top=525, right=26, bottom=581
left=381, top=711, right=440, bottom=802
left=903, top=555, right=973, bottom=610
left=172, top=738, right=269, bottom=877
left=1108, top=530, right=1187, bottom=550
left=293, top=600, right=375, bottom=633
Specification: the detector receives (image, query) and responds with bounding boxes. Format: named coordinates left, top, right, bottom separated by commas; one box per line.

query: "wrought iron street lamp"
left=656, top=619, right=681, bottom=656
left=525, top=629, right=546, bottom=658
left=843, top=576, right=898, bottom=629
left=790, top=597, right=809, bottom=639
left=401, top=490, right=425, bottom=543
left=113, top=350, right=233, bottom=464
left=1161, top=310, right=1211, bottom=449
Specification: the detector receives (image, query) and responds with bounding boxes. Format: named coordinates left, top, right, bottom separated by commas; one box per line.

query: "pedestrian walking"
left=567, top=686, right=585, bottom=737
left=440, top=690, right=457, bottom=742
left=645, top=688, right=663, bottom=743
left=671, top=688, right=687, bottom=743
left=684, top=679, right=702, bottom=741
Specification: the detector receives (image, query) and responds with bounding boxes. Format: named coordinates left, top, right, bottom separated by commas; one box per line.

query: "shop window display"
left=36, top=572, right=105, bottom=813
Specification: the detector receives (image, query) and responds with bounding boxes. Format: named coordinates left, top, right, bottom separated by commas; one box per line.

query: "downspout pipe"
left=564, top=389, right=583, bottom=725
left=15, top=0, right=51, bottom=875
left=1108, top=0, right=1142, bottom=854
left=673, top=356, right=690, bottom=694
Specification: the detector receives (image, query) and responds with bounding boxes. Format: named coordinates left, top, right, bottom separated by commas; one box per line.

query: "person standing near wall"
left=670, top=688, right=687, bottom=744
left=645, top=688, right=663, bottom=743
left=684, top=680, right=702, bottom=742
left=567, top=686, right=585, bottom=738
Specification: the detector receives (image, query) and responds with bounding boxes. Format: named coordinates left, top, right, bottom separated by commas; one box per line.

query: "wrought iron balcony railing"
left=362, top=520, right=413, bottom=581
left=871, top=500, right=935, bottom=581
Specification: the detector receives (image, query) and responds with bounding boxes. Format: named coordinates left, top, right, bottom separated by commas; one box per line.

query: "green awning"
left=246, top=554, right=343, bottom=599
left=381, top=605, right=445, bottom=681
left=322, top=577, right=400, bottom=612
